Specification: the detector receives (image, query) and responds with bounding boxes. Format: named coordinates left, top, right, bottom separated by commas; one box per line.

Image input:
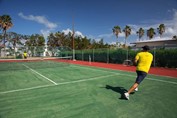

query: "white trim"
left=72, top=64, right=177, bottom=79
left=71, top=65, right=177, bottom=84
left=23, top=64, right=58, bottom=85
left=0, top=85, right=54, bottom=94
left=0, top=74, right=119, bottom=94
left=146, top=78, right=177, bottom=85
left=0, top=65, right=177, bottom=94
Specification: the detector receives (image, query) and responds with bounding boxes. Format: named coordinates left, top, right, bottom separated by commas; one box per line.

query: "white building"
left=131, top=38, right=177, bottom=48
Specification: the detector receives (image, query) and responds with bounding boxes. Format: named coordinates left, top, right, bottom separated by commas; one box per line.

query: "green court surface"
left=0, top=62, right=177, bottom=118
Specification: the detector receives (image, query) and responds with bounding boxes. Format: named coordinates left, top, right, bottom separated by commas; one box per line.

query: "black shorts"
left=135, top=71, right=147, bottom=84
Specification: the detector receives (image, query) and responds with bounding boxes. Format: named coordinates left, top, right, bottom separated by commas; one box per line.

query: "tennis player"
left=23, top=51, right=27, bottom=59
left=124, top=45, right=153, bottom=100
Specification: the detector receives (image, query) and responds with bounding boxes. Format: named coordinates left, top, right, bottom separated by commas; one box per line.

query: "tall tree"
left=157, top=24, right=165, bottom=38
left=147, top=28, right=156, bottom=39
left=0, top=15, right=13, bottom=46
left=136, top=28, right=144, bottom=41
left=37, top=35, right=45, bottom=46
left=0, top=34, right=3, bottom=44
left=25, top=34, right=45, bottom=56
left=112, top=26, right=121, bottom=46
left=6, top=32, right=23, bottom=50
left=123, top=25, right=131, bottom=47
left=47, top=33, right=56, bottom=47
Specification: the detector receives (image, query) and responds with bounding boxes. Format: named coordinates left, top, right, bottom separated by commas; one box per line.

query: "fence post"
left=82, top=50, right=83, bottom=61
left=107, top=48, right=109, bottom=63
left=126, top=48, right=128, bottom=60
left=153, top=46, right=156, bottom=67
left=89, top=54, right=91, bottom=64
left=92, top=49, right=94, bottom=62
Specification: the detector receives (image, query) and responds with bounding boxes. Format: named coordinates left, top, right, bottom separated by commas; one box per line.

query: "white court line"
left=0, top=73, right=120, bottom=94
left=23, top=64, right=58, bottom=85
left=0, top=85, right=54, bottom=94
left=1, top=65, right=177, bottom=95
left=71, top=65, right=177, bottom=85
left=72, top=64, right=177, bottom=79
left=57, top=74, right=120, bottom=85
left=147, top=78, right=177, bottom=85
left=118, top=73, right=177, bottom=85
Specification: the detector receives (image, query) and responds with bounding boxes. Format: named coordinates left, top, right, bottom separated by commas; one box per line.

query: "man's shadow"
left=104, top=85, right=135, bottom=100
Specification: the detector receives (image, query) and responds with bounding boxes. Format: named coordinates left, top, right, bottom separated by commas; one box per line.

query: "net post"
left=72, top=49, right=76, bottom=61
left=89, top=55, right=91, bottom=65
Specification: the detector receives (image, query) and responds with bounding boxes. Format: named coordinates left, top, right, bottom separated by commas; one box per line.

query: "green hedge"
left=61, top=48, right=177, bottom=68
left=154, top=49, right=177, bottom=68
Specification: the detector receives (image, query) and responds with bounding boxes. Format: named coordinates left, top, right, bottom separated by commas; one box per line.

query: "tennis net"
left=0, top=56, right=72, bottom=71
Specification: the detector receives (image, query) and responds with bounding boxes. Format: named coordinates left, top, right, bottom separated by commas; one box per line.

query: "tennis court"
left=0, top=59, right=177, bottom=118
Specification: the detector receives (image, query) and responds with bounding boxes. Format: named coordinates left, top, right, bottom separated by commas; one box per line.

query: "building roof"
left=131, top=38, right=177, bottom=48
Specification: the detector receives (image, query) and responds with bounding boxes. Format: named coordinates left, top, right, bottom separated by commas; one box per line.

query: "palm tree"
left=136, top=28, right=144, bottom=41
left=147, top=28, right=156, bottom=39
left=157, top=24, right=165, bottom=38
left=0, top=15, right=13, bottom=46
left=123, top=25, right=131, bottom=47
left=112, top=26, right=121, bottom=46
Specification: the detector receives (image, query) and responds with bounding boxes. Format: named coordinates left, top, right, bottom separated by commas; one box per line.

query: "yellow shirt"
left=135, top=51, right=153, bottom=73
left=23, top=53, right=27, bottom=57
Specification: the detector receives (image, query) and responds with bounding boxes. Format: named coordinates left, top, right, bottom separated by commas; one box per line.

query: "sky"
left=0, top=0, right=177, bottom=45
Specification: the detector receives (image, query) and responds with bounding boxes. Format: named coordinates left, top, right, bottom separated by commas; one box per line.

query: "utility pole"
left=72, top=15, right=76, bottom=61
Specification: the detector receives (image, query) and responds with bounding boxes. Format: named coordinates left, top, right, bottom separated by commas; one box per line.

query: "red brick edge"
left=68, top=60, right=177, bottom=78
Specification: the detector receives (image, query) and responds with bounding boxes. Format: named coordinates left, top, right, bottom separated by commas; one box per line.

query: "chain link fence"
left=72, top=46, right=177, bottom=68
left=0, top=46, right=72, bottom=59
left=1, top=46, right=177, bottom=68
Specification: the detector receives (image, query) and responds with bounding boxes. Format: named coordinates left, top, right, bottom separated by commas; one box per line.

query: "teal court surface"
left=0, top=60, right=177, bottom=118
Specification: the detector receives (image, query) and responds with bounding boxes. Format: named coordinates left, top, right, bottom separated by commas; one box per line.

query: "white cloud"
left=130, top=9, right=177, bottom=39
left=62, top=28, right=72, bottom=34
left=164, top=10, right=177, bottom=36
left=95, top=38, right=102, bottom=42
left=75, top=31, right=84, bottom=38
left=87, top=9, right=177, bottom=44
left=40, top=29, right=51, bottom=39
left=62, top=28, right=85, bottom=38
left=18, top=12, right=57, bottom=29
left=18, top=12, right=58, bottom=40
left=109, top=41, right=124, bottom=45
left=110, top=41, right=116, bottom=45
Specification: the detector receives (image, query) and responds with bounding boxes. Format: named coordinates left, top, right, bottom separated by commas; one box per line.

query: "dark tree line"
left=47, top=31, right=110, bottom=50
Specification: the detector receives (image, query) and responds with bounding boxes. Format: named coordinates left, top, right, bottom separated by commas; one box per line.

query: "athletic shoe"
left=135, top=87, right=138, bottom=91
left=124, top=92, right=129, bottom=100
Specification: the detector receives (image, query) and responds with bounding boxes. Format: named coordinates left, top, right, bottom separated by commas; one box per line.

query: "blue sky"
left=1, top=0, right=177, bottom=44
